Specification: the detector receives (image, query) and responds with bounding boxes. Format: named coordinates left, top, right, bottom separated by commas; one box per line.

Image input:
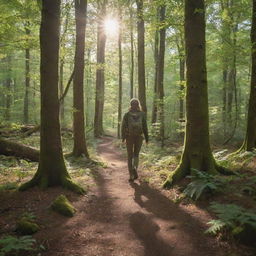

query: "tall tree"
left=129, top=5, right=134, bottom=99
left=117, top=8, right=123, bottom=139
left=4, top=56, right=12, bottom=121
left=136, top=0, right=147, bottom=113
left=94, top=0, right=107, bottom=137
left=157, top=4, right=166, bottom=145
left=164, top=0, right=226, bottom=188
left=151, top=7, right=160, bottom=124
left=239, top=0, right=256, bottom=151
left=72, top=0, right=90, bottom=158
left=23, top=22, right=30, bottom=124
left=20, top=0, right=84, bottom=194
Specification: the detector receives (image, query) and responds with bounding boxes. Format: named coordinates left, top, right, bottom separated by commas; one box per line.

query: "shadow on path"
left=129, top=211, right=174, bottom=256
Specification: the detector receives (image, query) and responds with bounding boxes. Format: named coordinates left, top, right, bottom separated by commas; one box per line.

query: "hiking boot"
left=129, top=177, right=135, bottom=182
left=133, top=169, right=138, bottom=180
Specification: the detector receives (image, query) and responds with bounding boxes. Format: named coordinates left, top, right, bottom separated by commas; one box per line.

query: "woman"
left=121, top=98, right=148, bottom=182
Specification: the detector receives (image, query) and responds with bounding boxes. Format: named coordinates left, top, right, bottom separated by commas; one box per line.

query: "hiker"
left=121, top=98, right=149, bottom=182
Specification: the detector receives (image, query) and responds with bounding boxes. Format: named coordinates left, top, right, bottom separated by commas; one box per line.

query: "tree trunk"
left=164, top=0, right=226, bottom=188
left=151, top=10, right=159, bottom=124
left=157, top=5, right=166, bottom=146
left=0, top=138, right=39, bottom=162
left=94, top=0, right=107, bottom=137
left=20, top=0, right=84, bottom=194
left=59, top=59, right=65, bottom=123
left=72, top=0, right=89, bottom=158
left=5, top=56, right=12, bottom=121
left=129, top=6, right=134, bottom=99
left=24, top=26, right=30, bottom=124
left=136, top=0, right=147, bottom=114
left=240, top=0, right=256, bottom=151
left=117, top=10, right=123, bottom=139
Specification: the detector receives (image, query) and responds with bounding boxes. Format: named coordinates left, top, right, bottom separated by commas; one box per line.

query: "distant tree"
left=151, top=7, right=160, bottom=124
left=94, top=0, right=107, bottom=137
left=136, top=0, right=147, bottom=113
left=239, top=0, right=256, bottom=151
left=129, top=4, right=134, bottom=99
left=72, top=0, right=90, bottom=158
left=20, top=0, right=84, bottom=194
left=164, top=0, right=226, bottom=188
left=157, top=4, right=166, bottom=145
left=117, top=8, right=123, bottom=139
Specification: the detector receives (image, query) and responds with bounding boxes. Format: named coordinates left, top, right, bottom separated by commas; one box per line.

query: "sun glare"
left=104, top=18, right=119, bottom=37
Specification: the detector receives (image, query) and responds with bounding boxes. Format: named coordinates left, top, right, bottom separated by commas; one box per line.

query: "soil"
left=1, top=137, right=252, bottom=256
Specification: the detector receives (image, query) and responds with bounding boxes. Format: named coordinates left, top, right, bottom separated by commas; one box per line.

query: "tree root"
left=19, top=174, right=86, bottom=195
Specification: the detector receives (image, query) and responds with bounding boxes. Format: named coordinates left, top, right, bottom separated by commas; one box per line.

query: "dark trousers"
left=126, top=135, right=143, bottom=178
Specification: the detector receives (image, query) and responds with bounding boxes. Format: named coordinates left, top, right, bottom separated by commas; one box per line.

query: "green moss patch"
left=51, top=194, right=76, bottom=217
left=16, top=218, right=40, bottom=235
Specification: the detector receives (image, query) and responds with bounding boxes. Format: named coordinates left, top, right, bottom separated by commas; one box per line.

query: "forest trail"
left=45, top=137, right=225, bottom=256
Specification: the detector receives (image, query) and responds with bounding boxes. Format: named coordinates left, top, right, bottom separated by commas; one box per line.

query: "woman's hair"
left=129, top=98, right=142, bottom=111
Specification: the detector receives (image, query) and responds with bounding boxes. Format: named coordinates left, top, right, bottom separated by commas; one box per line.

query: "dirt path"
left=44, top=137, right=225, bottom=256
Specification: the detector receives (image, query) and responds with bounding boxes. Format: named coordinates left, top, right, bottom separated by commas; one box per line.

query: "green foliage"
left=206, top=202, right=256, bottom=235
left=183, top=170, right=226, bottom=200
left=0, top=235, right=36, bottom=256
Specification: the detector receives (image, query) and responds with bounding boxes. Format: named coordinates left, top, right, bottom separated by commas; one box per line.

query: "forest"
left=0, top=0, right=256, bottom=255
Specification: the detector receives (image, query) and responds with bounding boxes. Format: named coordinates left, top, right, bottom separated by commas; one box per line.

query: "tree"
left=72, top=0, right=90, bottom=158
left=164, top=0, right=226, bottom=188
left=20, top=0, right=84, bottom=194
left=94, top=0, right=107, bottom=137
left=136, top=0, right=147, bottom=113
left=117, top=8, right=123, bottom=139
left=157, top=4, right=166, bottom=145
left=239, top=0, right=256, bottom=151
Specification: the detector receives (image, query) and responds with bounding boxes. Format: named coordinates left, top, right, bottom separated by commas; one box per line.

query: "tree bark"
left=0, top=138, right=39, bottom=162
left=5, top=56, right=12, bottom=121
left=130, top=6, right=134, bottom=99
left=240, top=0, right=256, bottom=151
left=117, top=9, right=123, bottom=139
left=157, top=4, right=166, bottom=145
left=24, top=26, right=30, bottom=124
left=164, top=0, right=226, bottom=188
left=20, top=0, right=84, bottom=194
left=94, top=0, right=107, bottom=137
left=72, top=0, right=89, bottom=158
left=151, top=9, right=159, bottom=124
left=136, top=0, right=147, bottom=114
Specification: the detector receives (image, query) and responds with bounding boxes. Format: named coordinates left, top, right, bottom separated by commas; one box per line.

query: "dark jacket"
left=121, top=110, right=149, bottom=143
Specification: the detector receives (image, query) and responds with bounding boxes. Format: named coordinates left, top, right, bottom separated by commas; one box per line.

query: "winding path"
left=46, top=137, right=225, bottom=256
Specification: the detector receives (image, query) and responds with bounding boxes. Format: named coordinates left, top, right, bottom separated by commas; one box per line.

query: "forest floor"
left=1, top=136, right=256, bottom=256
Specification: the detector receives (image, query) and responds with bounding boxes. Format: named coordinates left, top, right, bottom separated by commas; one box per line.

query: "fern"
left=206, top=202, right=256, bottom=235
left=0, top=235, right=36, bottom=255
left=183, top=170, right=226, bottom=200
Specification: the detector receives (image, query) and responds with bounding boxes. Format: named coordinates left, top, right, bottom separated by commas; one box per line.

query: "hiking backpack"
left=127, top=112, right=143, bottom=136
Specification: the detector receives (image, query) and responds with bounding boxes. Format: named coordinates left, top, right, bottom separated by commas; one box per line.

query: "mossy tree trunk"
left=20, top=0, right=84, bottom=194
left=94, top=0, right=107, bottom=137
left=136, top=0, right=147, bottom=114
left=239, top=0, right=256, bottom=151
left=164, top=0, right=224, bottom=188
left=72, top=0, right=89, bottom=158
